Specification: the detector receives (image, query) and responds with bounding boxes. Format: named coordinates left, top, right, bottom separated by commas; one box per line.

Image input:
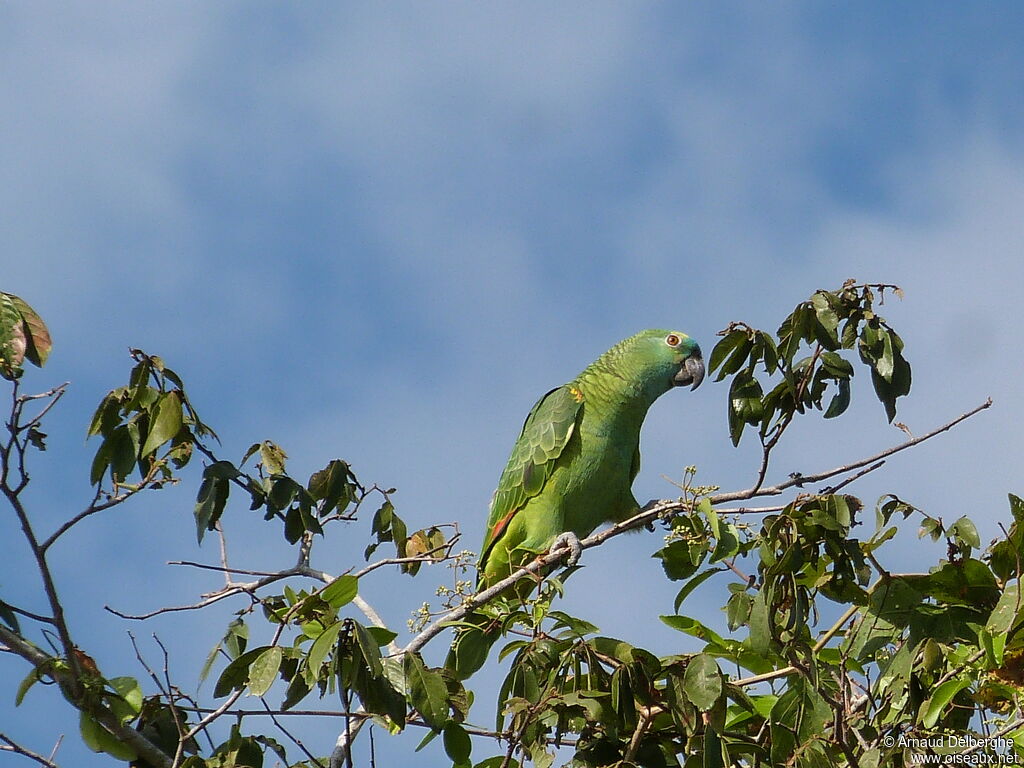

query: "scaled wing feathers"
left=479, top=385, right=583, bottom=569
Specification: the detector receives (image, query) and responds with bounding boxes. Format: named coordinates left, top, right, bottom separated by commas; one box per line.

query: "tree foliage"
left=0, top=283, right=1018, bottom=768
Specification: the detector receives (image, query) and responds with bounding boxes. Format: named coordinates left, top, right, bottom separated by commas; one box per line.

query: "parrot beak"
left=673, top=353, right=705, bottom=390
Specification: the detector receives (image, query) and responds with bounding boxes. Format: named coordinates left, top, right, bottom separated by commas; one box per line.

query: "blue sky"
left=3, top=3, right=1023, bottom=766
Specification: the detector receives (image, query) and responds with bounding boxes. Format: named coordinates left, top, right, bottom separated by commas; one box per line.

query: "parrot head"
left=618, top=329, right=705, bottom=395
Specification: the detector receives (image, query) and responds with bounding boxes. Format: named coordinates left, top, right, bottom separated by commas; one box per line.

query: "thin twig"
left=2, top=603, right=55, bottom=625
left=17, top=383, right=68, bottom=432
left=215, top=522, right=231, bottom=588
left=0, top=733, right=60, bottom=768
left=261, top=699, right=326, bottom=768
left=713, top=505, right=788, bottom=515
left=818, top=460, right=885, bottom=495
left=40, top=475, right=157, bottom=554
left=105, top=566, right=314, bottom=620
left=710, top=399, right=992, bottom=505
left=180, top=688, right=246, bottom=744
left=168, top=561, right=284, bottom=578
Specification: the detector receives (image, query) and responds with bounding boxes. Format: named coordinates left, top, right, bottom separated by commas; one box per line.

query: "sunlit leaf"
left=683, top=653, right=722, bottom=711
left=321, top=575, right=358, bottom=610
left=404, top=652, right=449, bottom=729
left=247, top=646, right=283, bottom=697
left=141, top=391, right=183, bottom=456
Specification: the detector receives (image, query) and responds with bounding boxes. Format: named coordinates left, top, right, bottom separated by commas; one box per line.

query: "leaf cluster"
left=710, top=281, right=911, bottom=446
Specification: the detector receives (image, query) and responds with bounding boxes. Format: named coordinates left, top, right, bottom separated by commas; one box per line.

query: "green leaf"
left=259, top=441, right=287, bottom=474
left=241, top=442, right=262, bottom=466
left=1010, top=493, right=1024, bottom=524
left=199, top=644, right=222, bottom=686
left=717, top=334, right=754, bottom=379
left=307, top=621, right=343, bottom=672
left=214, top=647, right=263, bottom=697
left=321, top=575, right=358, bottom=609
left=392, top=512, right=409, bottom=557
left=727, top=372, right=764, bottom=446
left=876, top=330, right=895, bottom=382
left=308, top=459, right=354, bottom=515
left=949, top=516, right=981, bottom=549
left=986, top=585, right=1021, bottom=636
left=141, top=391, right=183, bottom=456
left=726, top=592, right=753, bottom=632
left=194, top=468, right=230, bottom=543
left=746, top=590, right=771, bottom=656
left=352, top=620, right=384, bottom=678
left=224, top=617, right=249, bottom=658
left=920, top=677, right=970, bottom=728
left=811, top=291, right=839, bottom=339
left=247, top=646, right=283, bottom=697
left=79, top=711, right=138, bottom=761
left=673, top=568, right=719, bottom=613
left=365, top=626, right=399, bottom=647
left=659, top=615, right=727, bottom=648
left=709, top=522, right=740, bottom=563
left=282, top=674, right=312, bottom=711
left=15, top=667, right=43, bottom=706
left=683, top=653, right=722, bottom=711
left=108, top=423, right=140, bottom=481
left=475, top=758, right=519, bottom=768
left=404, top=652, right=449, bottom=729
left=701, top=727, right=726, bottom=768
left=268, top=476, right=300, bottom=511
left=820, top=350, right=853, bottom=377
left=823, top=377, right=850, bottom=419
left=448, top=620, right=492, bottom=680
left=709, top=330, right=747, bottom=378
left=108, top=676, right=143, bottom=721
left=443, top=722, right=472, bottom=765
left=0, top=599, right=20, bottom=633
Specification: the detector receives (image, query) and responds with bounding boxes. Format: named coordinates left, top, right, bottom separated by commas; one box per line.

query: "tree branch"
left=0, top=733, right=60, bottom=768
left=0, top=626, right=173, bottom=768
left=710, top=398, right=992, bottom=505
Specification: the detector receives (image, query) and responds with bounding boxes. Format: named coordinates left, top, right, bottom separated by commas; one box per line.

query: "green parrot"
left=448, top=329, right=703, bottom=678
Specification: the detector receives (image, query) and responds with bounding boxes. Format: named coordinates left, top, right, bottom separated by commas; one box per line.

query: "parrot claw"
left=551, top=531, right=582, bottom=567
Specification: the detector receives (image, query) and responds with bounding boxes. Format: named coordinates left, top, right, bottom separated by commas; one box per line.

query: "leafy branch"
left=3, top=285, right=1021, bottom=768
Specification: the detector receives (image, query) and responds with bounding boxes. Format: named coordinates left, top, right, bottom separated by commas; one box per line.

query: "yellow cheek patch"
left=569, top=386, right=584, bottom=403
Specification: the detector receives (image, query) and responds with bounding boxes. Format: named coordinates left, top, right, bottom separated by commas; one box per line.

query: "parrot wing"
left=478, top=384, right=583, bottom=571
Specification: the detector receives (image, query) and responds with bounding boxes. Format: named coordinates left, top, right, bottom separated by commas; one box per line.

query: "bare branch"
left=1, top=473, right=81, bottom=688
left=168, top=561, right=285, bottom=578
left=818, top=460, right=885, bottom=495
left=713, top=504, right=788, bottom=515
left=105, top=565, right=318, bottom=620
left=16, top=383, right=68, bottom=432
left=1, top=603, right=55, bottom=625
left=40, top=475, right=159, bottom=554
left=0, top=733, right=61, bottom=768
left=261, top=699, right=326, bottom=768
left=710, top=398, right=992, bottom=505
left=181, top=688, right=246, bottom=744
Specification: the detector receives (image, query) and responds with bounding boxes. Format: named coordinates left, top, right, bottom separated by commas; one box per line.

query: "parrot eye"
left=665, top=334, right=681, bottom=347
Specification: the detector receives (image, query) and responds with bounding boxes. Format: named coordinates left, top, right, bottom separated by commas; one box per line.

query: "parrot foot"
left=550, top=531, right=582, bottom=567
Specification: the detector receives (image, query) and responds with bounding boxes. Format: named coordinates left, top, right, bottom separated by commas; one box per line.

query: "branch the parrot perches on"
left=447, top=329, right=704, bottom=679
